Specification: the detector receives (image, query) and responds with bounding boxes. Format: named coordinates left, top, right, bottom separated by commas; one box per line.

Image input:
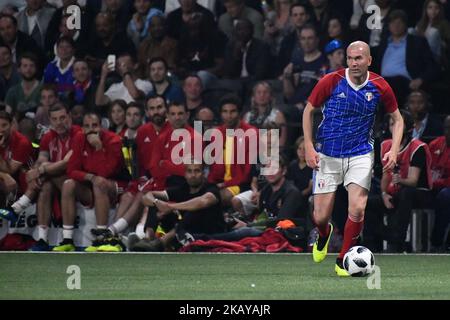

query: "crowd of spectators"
left=0, top=0, right=449, bottom=253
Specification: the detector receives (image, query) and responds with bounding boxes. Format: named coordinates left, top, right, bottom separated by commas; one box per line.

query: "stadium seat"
left=411, top=208, right=435, bottom=253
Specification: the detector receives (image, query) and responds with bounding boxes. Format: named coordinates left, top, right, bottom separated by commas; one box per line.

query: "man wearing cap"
left=324, top=40, right=345, bottom=74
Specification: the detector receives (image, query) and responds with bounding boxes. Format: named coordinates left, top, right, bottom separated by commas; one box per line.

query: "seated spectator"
left=283, top=24, right=327, bottom=110
left=137, top=15, right=178, bottom=78
left=0, top=104, right=81, bottom=252
left=183, top=74, right=205, bottom=125
left=69, top=59, right=96, bottom=110
left=108, top=99, right=127, bottom=136
left=223, top=18, right=272, bottom=81
left=95, top=53, right=153, bottom=108
left=120, top=102, right=143, bottom=141
left=257, top=156, right=303, bottom=224
left=107, top=96, right=170, bottom=245
left=70, top=104, right=85, bottom=126
left=364, top=111, right=434, bottom=253
left=406, top=90, right=443, bottom=142
left=0, top=43, right=21, bottom=101
left=194, top=106, right=216, bottom=134
left=135, top=161, right=226, bottom=251
left=277, top=2, right=313, bottom=76
left=413, top=0, right=450, bottom=66
left=374, top=10, right=440, bottom=107
left=0, top=13, right=45, bottom=69
left=207, top=94, right=257, bottom=207
left=326, top=15, right=350, bottom=46
left=176, top=11, right=226, bottom=87
left=16, top=0, right=55, bottom=49
left=149, top=101, right=199, bottom=190
left=263, top=0, right=294, bottom=57
left=243, top=81, right=287, bottom=148
left=286, top=136, right=313, bottom=216
left=85, top=12, right=136, bottom=75
left=308, top=0, right=333, bottom=35
left=45, top=1, right=90, bottom=59
left=0, top=110, right=33, bottom=210
left=323, top=39, right=345, bottom=73
left=429, top=115, right=450, bottom=252
left=98, top=0, right=132, bottom=33
left=127, top=0, right=164, bottom=47
left=166, top=0, right=216, bottom=40
left=219, top=0, right=264, bottom=40
left=5, top=53, right=42, bottom=117
left=52, top=111, right=129, bottom=252
left=147, top=57, right=184, bottom=104
left=43, top=36, right=76, bottom=101
left=34, top=84, right=58, bottom=137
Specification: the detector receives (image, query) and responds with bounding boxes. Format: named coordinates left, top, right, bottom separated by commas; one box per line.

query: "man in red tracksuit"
left=106, top=95, right=171, bottom=242
left=429, top=115, right=450, bottom=251
left=207, top=94, right=258, bottom=207
left=1, top=104, right=81, bottom=251
left=149, top=101, right=201, bottom=190
left=0, top=110, right=33, bottom=214
left=53, top=112, right=129, bottom=252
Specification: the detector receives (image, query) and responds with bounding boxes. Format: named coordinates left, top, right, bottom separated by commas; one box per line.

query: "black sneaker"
left=132, top=238, right=164, bottom=252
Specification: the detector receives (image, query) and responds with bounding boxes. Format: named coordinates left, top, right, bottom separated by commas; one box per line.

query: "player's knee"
left=348, top=204, right=365, bottom=217
left=62, top=179, right=76, bottom=194
left=231, top=196, right=242, bottom=209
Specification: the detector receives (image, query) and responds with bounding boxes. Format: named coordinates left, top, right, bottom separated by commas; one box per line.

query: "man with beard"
left=147, top=57, right=184, bottom=104
left=52, top=112, right=128, bottom=252
left=5, top=53, right=42, bottom=116
left=131, top=162, right=225, bottom=251
left=1, top=104, right=81, bottom=251
left=93, top=96, right=170, bottom=249
left=149, top=101, right=200, bottom=190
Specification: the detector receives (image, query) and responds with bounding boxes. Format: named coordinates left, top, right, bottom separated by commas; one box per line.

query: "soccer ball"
left=343, top=246, right=375, bottom=277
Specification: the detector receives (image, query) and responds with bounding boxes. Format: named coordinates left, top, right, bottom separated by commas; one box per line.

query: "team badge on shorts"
left=365, top=92, right=373, bottom=101
left=318, top=179, right=326, bottom=189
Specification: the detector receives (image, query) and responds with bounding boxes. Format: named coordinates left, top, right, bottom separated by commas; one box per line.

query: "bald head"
left=347, top=41, right=371, bottom=57
left=346, top=41, right=372, bottom=82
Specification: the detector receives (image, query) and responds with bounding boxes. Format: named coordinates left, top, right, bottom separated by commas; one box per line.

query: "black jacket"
left=373, top=34, right=440, bottom=83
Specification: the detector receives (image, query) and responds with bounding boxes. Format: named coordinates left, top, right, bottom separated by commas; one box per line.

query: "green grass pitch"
left=0, top=252, right=449, bottom=300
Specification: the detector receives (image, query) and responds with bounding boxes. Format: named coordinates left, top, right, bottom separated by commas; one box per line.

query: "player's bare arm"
left=383, top=109, right=404, bottom=172
left=302, top=102, right=320, bottom=170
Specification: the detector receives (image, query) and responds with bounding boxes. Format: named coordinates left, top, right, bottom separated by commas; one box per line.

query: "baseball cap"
left=324, top=39, right=344, bottom=55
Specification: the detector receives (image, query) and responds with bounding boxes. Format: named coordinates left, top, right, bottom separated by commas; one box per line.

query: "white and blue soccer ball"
left=343, top=246, right=375, bottom=277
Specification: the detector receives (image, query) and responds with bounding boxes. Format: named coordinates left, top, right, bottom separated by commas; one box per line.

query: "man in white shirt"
left=95, top=53, right=152, bottom=106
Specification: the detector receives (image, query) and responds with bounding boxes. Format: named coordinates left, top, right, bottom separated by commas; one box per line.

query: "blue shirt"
left=381, top=35, right=411, bottom=79
left=308, top=69, right=398, bottom=158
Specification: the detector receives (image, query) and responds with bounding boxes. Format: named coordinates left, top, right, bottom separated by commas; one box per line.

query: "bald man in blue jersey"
left=303, top=41, right=404, bottom=276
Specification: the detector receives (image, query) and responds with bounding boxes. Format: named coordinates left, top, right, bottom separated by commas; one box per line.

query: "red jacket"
left=149, top=124, right=201, bottom=187
left=39, top=125, right=81, bottom=162
left=135, top=121, right=170, bottom=177
left=207, top=121, right=257, bottom=188
left=381, top=138, right=433, bottom=195
left=429, top=136, right=450, bottom=190
left=67, top=130, right=125, bottom=182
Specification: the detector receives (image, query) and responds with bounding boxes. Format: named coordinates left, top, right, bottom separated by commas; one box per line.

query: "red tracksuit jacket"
left=67, top=130, right=124, bottom=181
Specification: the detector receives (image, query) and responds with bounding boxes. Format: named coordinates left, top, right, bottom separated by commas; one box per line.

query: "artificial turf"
left=0, top=252, right=449, bottom=300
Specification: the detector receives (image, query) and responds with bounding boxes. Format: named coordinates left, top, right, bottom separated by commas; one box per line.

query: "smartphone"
left=107, top=54, right=116, bottom=72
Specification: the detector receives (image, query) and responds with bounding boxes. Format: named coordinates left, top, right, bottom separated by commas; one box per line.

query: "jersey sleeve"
left=307, top=72, right=340, bottom=108
left=374, top=78, right=398, bottom=113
